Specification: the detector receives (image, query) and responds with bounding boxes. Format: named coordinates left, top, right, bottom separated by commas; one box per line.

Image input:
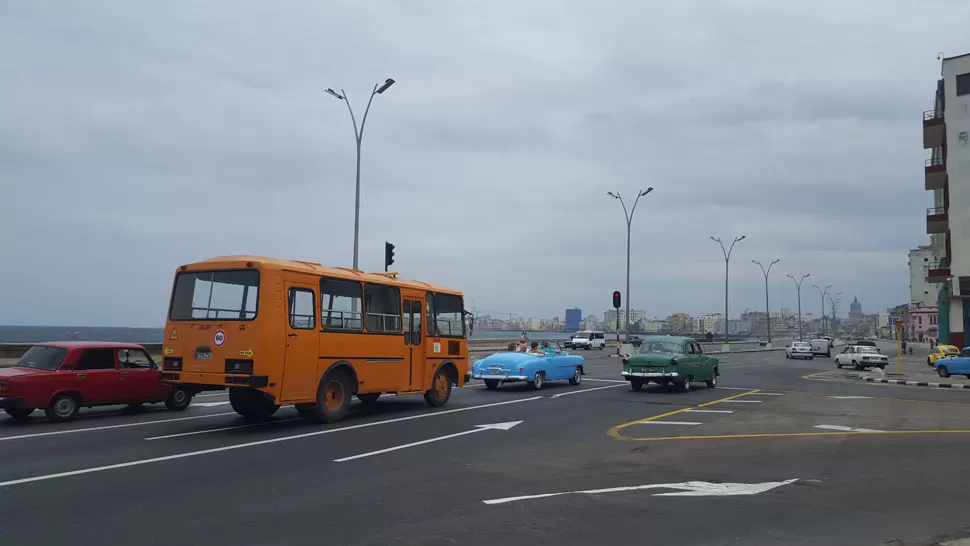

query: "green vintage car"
left=620, top=336, right=719, bottom=392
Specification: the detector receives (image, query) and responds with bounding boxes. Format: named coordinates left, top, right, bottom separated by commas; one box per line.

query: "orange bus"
left=160, top=255, right=471, bottom=423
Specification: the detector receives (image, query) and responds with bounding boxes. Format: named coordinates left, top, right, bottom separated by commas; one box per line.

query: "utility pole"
left=753, top=259, right=780, bottom=345
left=711, top=235, right=746, bottom=344
left=787, top=273, right=810, bottom=341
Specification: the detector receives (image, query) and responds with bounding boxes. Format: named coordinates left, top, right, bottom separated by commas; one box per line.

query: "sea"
left=0, top=326, right=577, bottom=344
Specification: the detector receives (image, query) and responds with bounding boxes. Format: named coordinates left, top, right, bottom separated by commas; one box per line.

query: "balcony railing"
left=925, top=260, right=951, bottom=283
left=924, top=108, right=944, bottom=121
left=927, top=206, right=947, bottom=217
left=925, top=157, right=945, bottom=168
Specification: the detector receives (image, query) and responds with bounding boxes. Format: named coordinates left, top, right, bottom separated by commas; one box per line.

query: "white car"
left=785, top=341, right=813, bottom=360
left=571, top=330, right=606, bottom=350
left=834, top=346, right=889, bottom=370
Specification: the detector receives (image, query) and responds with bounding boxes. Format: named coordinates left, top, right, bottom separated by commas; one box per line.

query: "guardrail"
left=1, top=338, right=795, bottom=361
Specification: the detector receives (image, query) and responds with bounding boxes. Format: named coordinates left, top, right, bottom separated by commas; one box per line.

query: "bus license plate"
left=195, top=350, right=212, bottom=360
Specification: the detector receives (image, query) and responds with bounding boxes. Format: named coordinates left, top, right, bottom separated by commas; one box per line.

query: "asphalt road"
left=3, top=345, right=970, bottom=545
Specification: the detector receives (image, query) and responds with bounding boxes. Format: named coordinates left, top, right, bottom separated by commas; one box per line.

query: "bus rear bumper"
left=161, top=372, right=269, bottom=390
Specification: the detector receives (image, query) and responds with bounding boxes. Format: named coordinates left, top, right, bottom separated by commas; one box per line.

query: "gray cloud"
left=1, top=0, right=967, bottom=327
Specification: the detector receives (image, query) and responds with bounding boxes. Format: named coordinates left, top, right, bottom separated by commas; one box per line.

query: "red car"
left=0, top=342, right=193, bottom=422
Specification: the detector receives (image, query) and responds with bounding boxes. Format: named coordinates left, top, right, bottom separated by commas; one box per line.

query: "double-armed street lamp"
left=711, top=235, right=746, bottom=344
left=325, top=78, right=396, bottom=270
left=607, top=188, right=654, bottom=339
left=787, top=273, right=810, bottom=341
left=753, top=259, right=780, bottom=344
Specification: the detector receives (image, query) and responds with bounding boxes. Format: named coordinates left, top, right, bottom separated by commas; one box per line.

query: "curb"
left=857, top=376, right=970, bottom=389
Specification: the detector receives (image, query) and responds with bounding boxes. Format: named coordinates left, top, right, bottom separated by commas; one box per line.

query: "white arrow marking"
left=482, top=478, right=799, bottom=505
left=814, top=425, right=882, bottom=433
left=334, top=421, right=523, bottom=462
left=194, top=401, right=231, bottom=408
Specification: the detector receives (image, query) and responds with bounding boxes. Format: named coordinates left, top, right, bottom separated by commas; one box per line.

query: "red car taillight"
left=0, top=381, right=8, bottom=394
left=862, top=356, right=870, bottom=361
left=670, top=358, right=678, bottom=366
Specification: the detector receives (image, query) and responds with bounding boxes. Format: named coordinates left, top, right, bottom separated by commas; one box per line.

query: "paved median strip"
left=859, top=377, right=970, bottom=389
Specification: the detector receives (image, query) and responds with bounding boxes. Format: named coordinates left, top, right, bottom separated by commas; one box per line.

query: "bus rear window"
left=169, top=270, right=259, bottom=321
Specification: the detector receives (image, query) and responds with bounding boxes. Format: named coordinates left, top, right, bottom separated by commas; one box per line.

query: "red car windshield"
left=16, top=346, right=68, bottom=371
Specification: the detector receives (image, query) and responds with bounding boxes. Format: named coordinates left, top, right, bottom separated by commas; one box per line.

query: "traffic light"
left=384, top=242, right=395, bottom=271
left=612, top=290, right=621, bottom=309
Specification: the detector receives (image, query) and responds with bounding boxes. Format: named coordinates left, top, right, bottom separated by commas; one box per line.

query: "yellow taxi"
left=927, top=344, right=960, bottom=366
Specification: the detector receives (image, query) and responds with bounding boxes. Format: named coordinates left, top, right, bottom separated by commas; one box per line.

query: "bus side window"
left=364, top=283, right=401, bottom=333
left=426, top=294, right=436, bottom=337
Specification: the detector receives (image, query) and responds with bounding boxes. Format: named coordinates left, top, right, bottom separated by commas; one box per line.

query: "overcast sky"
left=1, top=1, right=968, bottom=327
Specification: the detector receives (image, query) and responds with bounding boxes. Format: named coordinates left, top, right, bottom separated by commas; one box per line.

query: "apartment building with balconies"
left=923, top=52, right=970, bottom=347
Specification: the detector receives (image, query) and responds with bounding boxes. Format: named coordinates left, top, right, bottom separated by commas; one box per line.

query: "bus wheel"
left=301, top=370, right=352, bottom=424
left=424, top=367, right=454, bottom=408
left=229, top=388, right=279, bottom=420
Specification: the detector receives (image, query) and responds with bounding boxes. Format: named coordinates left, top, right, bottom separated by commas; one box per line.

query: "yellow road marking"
left=801, top=371, right=835, bottom=379
left=607, top=389, right=761, bottom=440
left=618, top=429, right=970, bottom=442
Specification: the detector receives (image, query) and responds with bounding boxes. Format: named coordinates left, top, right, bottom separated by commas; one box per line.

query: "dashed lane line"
left=0, top=413, right=237, bottom=442
left=145, top=418, right=304, bottom=441
left=0, top=396, right=544, bottom=489
left=550, top=384, right=628, bottom=398
left=686, top=409, right=734, bottom=414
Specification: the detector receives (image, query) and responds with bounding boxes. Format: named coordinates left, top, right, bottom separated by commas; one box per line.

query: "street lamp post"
left=787, top=273, right=810, bottom=341
left=753, top=259, right=780, bottom=345
left=607, top=188, right=654, bottom=340
left=325, top=78, right=396, bottom=271
left=813, top=284, right=832, bottom=336
left=711, top=235, right=746, bottom=345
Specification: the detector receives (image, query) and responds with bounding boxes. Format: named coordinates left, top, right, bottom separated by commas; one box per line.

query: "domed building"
left=849, top=297, right=863, bottom=321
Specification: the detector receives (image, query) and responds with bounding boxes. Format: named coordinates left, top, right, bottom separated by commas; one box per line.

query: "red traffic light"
left=612, top=291, right=621, bottom=309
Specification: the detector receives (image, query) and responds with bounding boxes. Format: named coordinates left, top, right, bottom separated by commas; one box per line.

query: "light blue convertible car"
left=471, top=340, right=585, bottom=390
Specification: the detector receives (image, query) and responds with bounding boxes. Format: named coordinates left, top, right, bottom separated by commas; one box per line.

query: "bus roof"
left=181, top=255, right=463, bottom=295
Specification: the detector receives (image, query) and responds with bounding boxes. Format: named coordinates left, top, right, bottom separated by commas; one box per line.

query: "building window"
left=364, top=283, right=401, bottom=333
left=957, top=72, right=970, bottom=96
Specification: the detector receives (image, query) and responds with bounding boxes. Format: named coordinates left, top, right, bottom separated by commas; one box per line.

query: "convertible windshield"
left=638, top=341, right=684, bottom=355
left=942, top=347, right=959, bottom=354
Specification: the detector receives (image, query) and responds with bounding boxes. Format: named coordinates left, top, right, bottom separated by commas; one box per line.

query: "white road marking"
left=482, top=478, right=799, bottom=505
left=635, top=421, right=703, bottom=426
left=334, top=421, right=522, bottom=462
left=0, top=396, right=543, bottom=488
left=828, top=396, right=872, bottom=399
left=757, top=393, right=784, bottom=396
left=145, top=418, right=303, bottom=441
left=715, top=386, right=762, bottom=391
left=583, top=378, right=627, bottom=383
left=195, top=392, right=228, bottom=398
left=814, top=425, right=883, bottom=433
left=686, top=409, right=734, bottom=414
left=0, top=413, right=237, bottom=443
left=720, top=400, right=763, bottom=403
left=193, top=401, right=231, bottom=408
left=550, top=384, right=627, bottom=398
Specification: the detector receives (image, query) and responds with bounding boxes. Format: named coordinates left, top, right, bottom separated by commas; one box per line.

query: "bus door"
left=280, top=282, right=319, bottom=401
left=401, top=291, right=426, bottom=390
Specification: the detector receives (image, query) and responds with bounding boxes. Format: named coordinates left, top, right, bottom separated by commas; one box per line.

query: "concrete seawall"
left=0, top=338, right=789, bottom=367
